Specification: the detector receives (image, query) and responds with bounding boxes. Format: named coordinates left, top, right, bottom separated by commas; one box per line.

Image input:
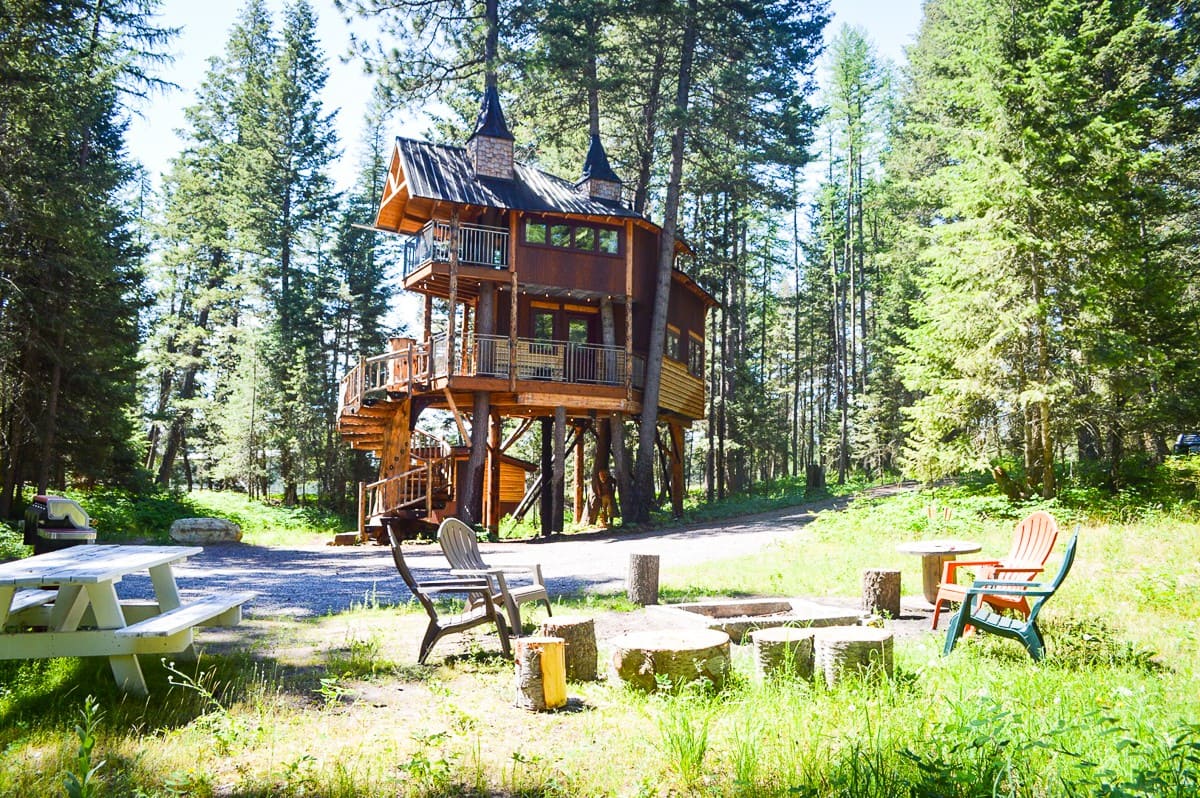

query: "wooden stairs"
left=337, top=350, right=453, bottom=541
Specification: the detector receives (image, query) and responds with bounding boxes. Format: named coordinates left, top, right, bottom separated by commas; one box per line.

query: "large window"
left=550, top=224, right=572, bottom=247
left=524, top=221, right=546, bottom=244
left=524, top=218, right=621, bottom=256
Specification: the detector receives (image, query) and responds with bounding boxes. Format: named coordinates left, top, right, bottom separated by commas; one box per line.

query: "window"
left=550, top=224, right=572, bottom=247
left=523, top=219, right=621, bottom=256
left=688, top=333, right=704, bottom=377
left=524, top=221, right=546, bottom=244
left=573, top=227, right=595, bottom=250
left=665, top=327, right=681, bottom=361
left=568, top=318, right=590, bottom=345
left=533, top=311, right=555, bottom=340
left=598, top=229, right=619, bottom=254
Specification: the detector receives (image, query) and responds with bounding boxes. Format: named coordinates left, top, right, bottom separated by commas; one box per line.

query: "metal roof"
left=467, top=86, right=514, bottom=141
left=396, top=137, right=645, bottom=223
left=580, top=133, right=622, bottom=183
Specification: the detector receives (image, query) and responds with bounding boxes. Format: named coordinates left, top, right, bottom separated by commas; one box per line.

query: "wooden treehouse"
left=337, top=87, right=715, bottom=540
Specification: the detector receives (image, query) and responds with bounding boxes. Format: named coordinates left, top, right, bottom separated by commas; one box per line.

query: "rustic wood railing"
left=340, top=334, right=637, bottom=418
left=359, top=428, right=453, bottom=536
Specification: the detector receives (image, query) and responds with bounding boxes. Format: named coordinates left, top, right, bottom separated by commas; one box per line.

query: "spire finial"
left=469, top=85, right=514, bottom=142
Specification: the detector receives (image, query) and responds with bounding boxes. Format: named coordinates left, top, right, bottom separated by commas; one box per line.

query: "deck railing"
left=402, top=220, right=509, bottom=276
left=361, top=428, right=453, bottom=527
left=340, top=333, right=636, bottom=414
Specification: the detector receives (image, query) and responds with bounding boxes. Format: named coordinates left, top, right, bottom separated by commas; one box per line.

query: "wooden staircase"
left=337, top=347, right=453, bottom=540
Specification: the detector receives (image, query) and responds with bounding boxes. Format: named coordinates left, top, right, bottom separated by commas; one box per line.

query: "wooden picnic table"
left=0, top=545, right=252, bottom=695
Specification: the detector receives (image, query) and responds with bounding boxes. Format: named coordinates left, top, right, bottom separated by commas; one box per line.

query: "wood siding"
left=659, top=358, right=705, bottom=420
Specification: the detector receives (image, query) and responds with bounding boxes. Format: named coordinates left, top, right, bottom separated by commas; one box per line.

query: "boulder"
left=169, top=517, right=242, bottom=544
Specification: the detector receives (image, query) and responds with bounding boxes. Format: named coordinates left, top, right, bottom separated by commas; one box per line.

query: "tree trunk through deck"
left=630, top=0, right=699, bottom=523
left=461, top=283, right=494, bottom=526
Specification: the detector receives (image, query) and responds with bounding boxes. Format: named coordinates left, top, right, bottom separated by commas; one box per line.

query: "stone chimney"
left=576, top=133, right=622, bottom=203
left=466, top=85, right=515, bottom=180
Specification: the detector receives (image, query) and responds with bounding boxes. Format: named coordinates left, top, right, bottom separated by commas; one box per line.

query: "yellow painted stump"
left=514, top=636, right=567, bottom=711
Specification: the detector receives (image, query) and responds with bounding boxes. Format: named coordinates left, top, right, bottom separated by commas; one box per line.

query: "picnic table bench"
left=0, top=545, right=252, bottom=695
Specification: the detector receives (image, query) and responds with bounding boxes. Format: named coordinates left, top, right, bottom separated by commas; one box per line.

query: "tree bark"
left=629, top=0, right=698, bottom=523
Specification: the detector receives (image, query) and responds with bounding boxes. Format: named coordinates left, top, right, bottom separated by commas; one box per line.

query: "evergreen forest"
left=2, top=0, right=1199, bottom=523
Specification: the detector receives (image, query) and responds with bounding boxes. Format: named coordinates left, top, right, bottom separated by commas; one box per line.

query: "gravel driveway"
left=122, top=486, right=911, bottom=619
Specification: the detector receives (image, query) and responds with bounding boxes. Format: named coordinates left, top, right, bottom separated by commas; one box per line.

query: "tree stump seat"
left=514, top=636, right=567, bottom=711
left=538, top=616, right=597, bottom=681
left=610, top=629, right=730, bottom=692
left=813, top=626, right=893, bottom=686
left=861, top=569, right=901, bottom=618
left=749, top=626, right=816, bottom=681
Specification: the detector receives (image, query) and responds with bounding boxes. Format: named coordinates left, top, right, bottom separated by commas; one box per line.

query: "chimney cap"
left=581, top=133, right=621, bottom=183
left=468, top=85, right=515, bottom=141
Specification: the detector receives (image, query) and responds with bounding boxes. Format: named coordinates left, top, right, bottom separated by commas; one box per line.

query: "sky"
left=124, top=0, right=925, bottom=192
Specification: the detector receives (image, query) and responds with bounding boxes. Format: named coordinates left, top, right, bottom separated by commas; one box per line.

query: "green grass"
left=5, top=488, right=353, bottom=550
left=3, top=482, right=1200, bottom=796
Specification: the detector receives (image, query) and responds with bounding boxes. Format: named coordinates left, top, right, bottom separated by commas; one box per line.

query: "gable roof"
left=375, top=137, right=644, bottom=235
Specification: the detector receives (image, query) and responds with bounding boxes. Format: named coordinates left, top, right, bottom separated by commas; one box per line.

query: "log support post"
left=539, top=417, right=553, bottom=537
left=667, top=420, right=685, bottom=519
left=552, top=406, right=566, bottom=533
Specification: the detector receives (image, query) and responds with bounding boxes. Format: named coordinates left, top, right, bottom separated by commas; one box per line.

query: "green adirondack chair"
left=943, top=529, right=1079, bottom=661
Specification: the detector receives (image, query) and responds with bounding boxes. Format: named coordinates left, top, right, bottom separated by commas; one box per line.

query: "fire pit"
left=646, top=597, right=863, bottom=642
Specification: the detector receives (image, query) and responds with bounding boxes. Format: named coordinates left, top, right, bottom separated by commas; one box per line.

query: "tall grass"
left=2, top=484, right=1200, bottom=795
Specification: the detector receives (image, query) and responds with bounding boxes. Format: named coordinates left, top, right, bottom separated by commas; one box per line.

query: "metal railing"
left=401, top=220, right=509, bottom=276
left=340, top=333, right=638, bottom=412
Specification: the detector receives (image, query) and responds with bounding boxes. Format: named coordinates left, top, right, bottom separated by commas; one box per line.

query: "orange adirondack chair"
left=930, top=510, right=1059, bottom=630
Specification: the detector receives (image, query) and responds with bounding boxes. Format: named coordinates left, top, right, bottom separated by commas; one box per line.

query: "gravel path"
left=120, top=485, right=917, bottom=622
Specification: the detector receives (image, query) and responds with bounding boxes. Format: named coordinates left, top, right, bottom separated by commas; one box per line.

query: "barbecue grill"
left=22, top=494, right=97, bottom=554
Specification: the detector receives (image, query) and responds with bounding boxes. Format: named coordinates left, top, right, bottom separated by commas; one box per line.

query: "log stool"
left=538, top=616, right=597, bottom=682
left=861, top=568, right=901, bottom=618
left=610, top=629, right=730, bottom=692
left=813, top=626, right=893, bottom=687
left=514, top=636, right=567, bottom=711
left=627, top=553, right=660, bottom=605
left=749, top=626, right=815, bottom=681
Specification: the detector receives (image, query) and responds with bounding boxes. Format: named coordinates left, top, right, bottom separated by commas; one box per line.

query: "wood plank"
left=115, top=592, right=252, bottom=638
left=0, top=546, right=201, bottom=587
left=516, top=393, right=632, bottom=411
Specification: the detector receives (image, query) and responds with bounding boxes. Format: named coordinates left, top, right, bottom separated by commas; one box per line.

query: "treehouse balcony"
left=337, top=332, right=657, bottom=421
left=401, top=220, right=509, bottom=299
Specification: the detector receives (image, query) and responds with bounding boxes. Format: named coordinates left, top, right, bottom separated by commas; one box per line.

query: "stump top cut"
left=749, top=626, right=817, bottom=644
left=516, top=635, right=565, bottom=647
left=610, top=629, right=730, bottom=651
left=813, top=626, right=893, bottom=643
